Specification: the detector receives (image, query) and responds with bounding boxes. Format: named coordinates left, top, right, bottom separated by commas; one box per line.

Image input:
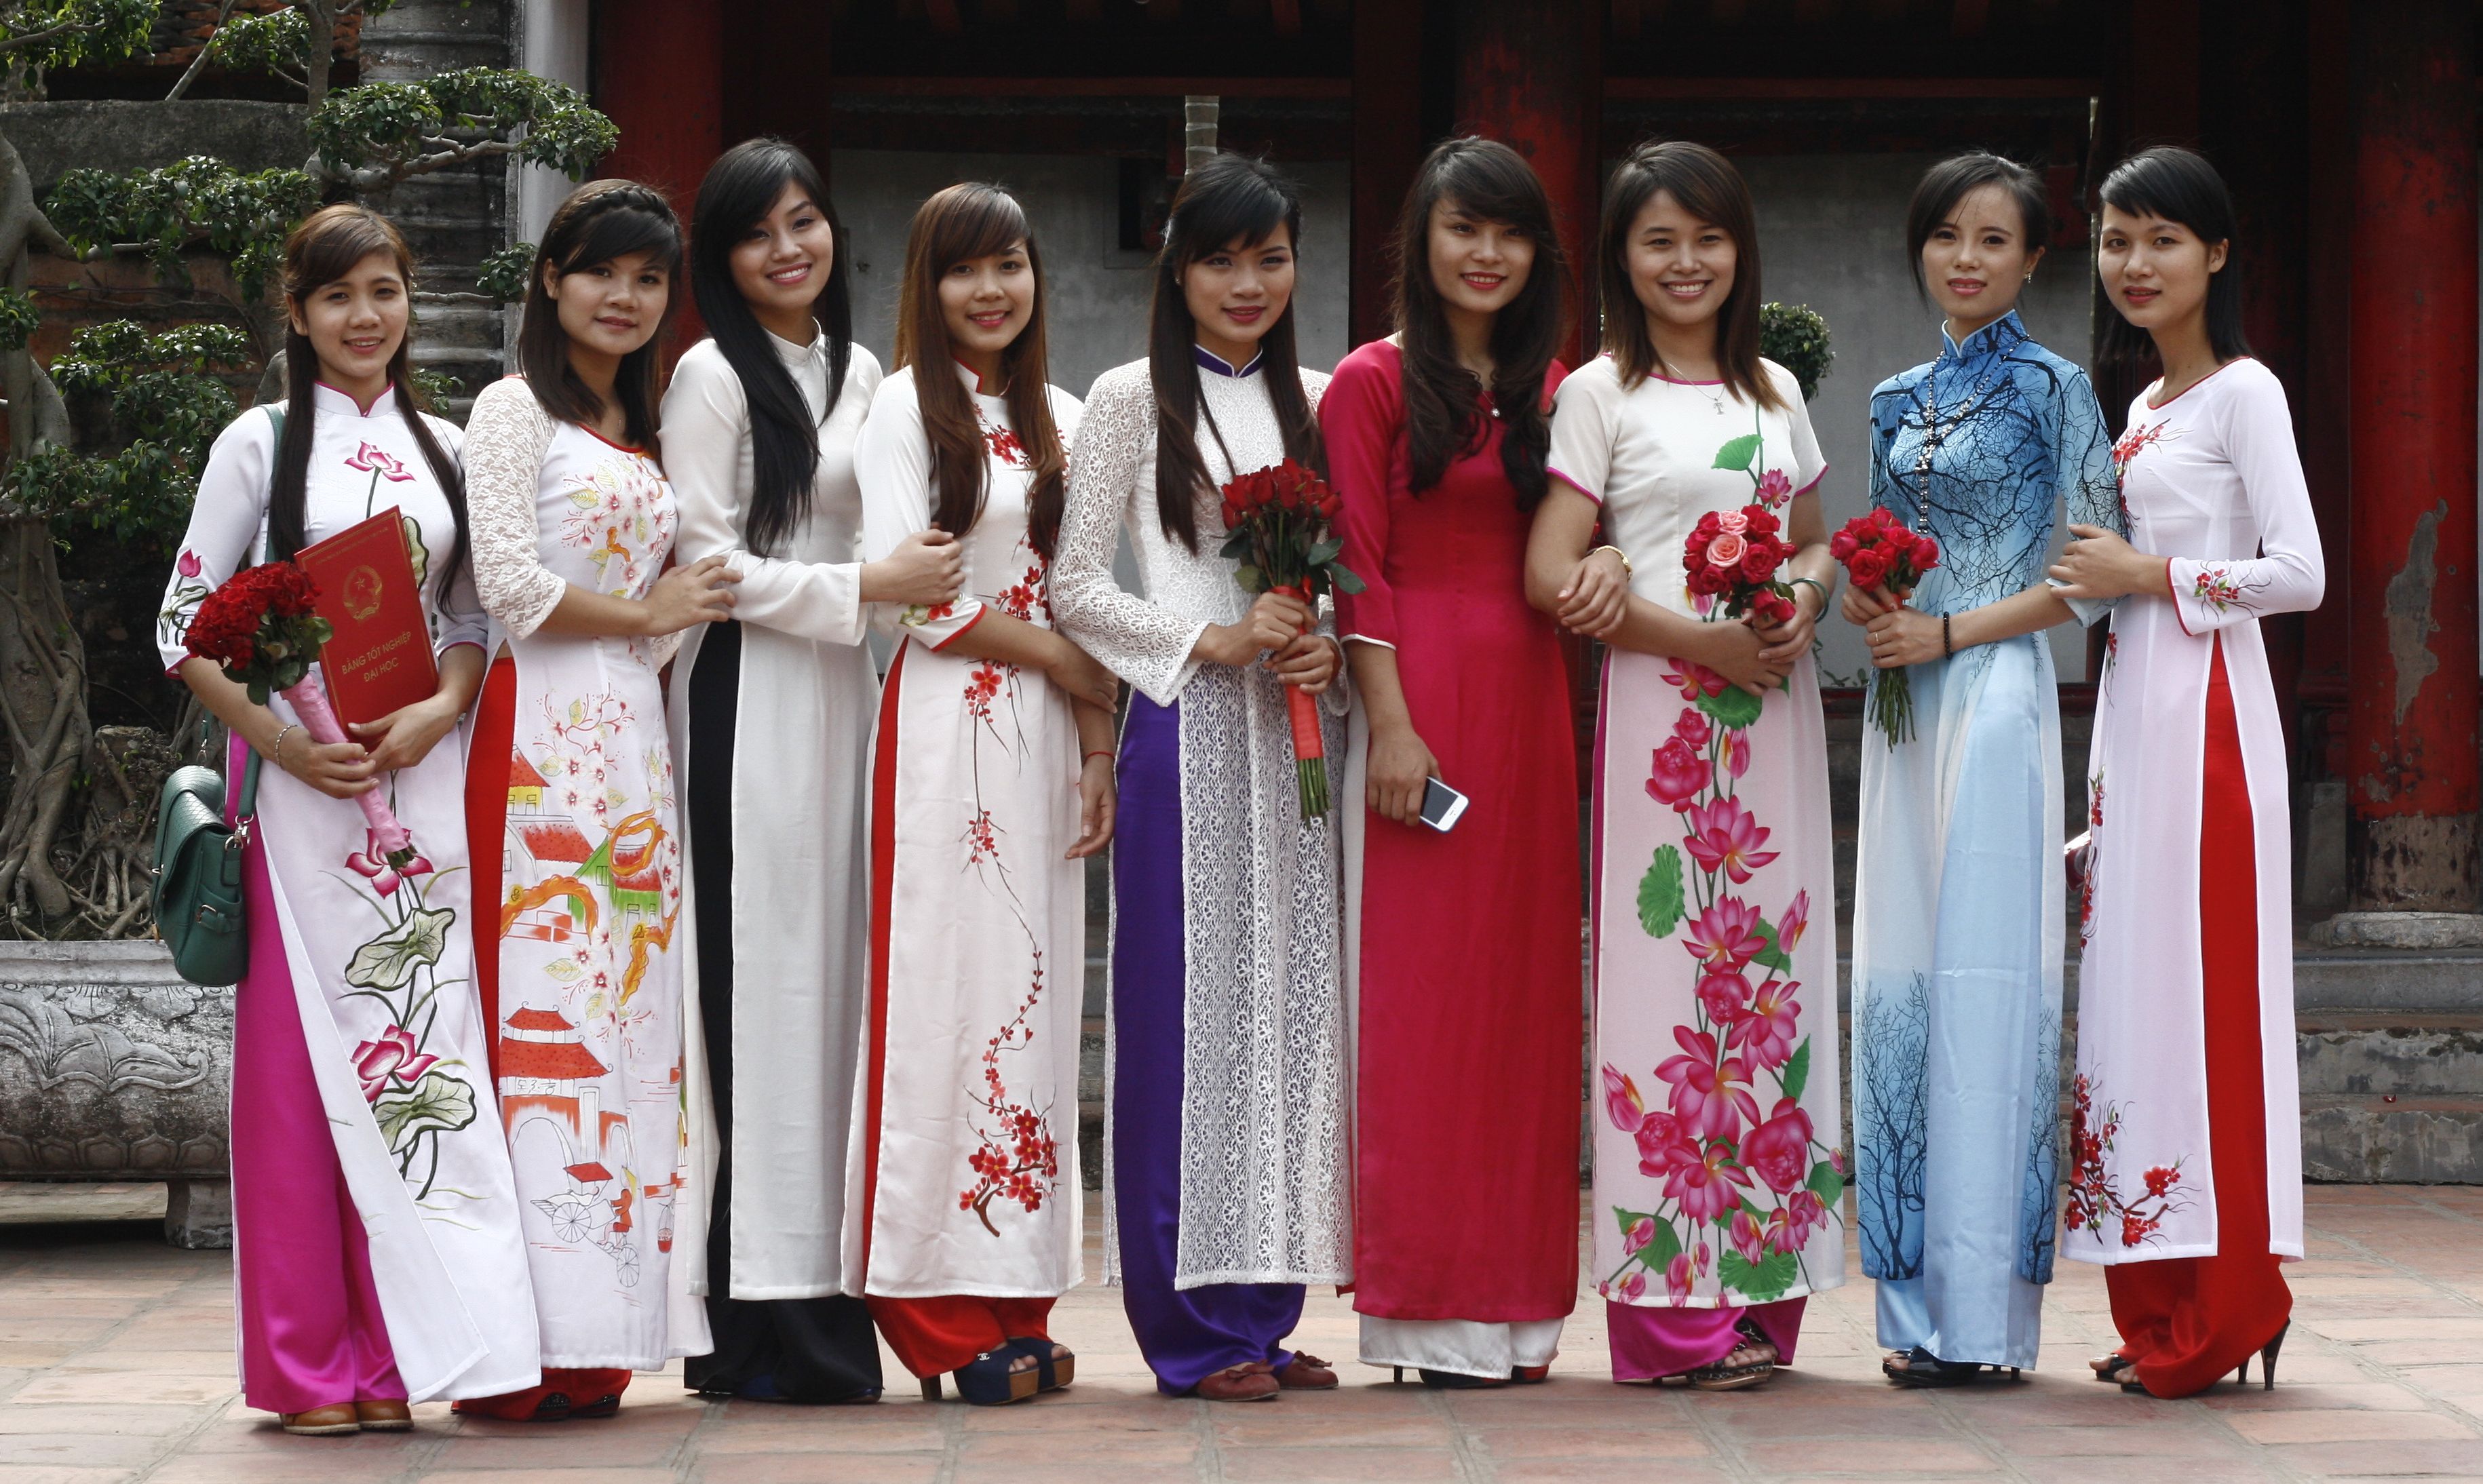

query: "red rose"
left=1911, top=536, right=1940, bottom=571
left=1746, top=507, right=1780, bottom=536
left=1828, top=529, right=1859, bottom=562
left=1848, top=547, right=1889, bottom=589
left=1738, top=543, right=1782, bottom=583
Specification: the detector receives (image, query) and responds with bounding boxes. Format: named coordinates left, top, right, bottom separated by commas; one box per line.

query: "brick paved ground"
left=3, top=1183, right=2480, bottom=1483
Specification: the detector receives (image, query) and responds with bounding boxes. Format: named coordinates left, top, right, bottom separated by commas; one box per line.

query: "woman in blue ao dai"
left=1844, top=156, right=2121, bottom=1385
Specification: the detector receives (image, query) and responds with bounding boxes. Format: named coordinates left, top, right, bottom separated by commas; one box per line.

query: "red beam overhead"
left=1604, top=76, right=2099, bottom=99
left=828, top=75, right=1350, bottom=98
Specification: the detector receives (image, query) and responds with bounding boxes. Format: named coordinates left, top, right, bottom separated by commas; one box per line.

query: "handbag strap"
left=234, top=747, right=262, bottom=820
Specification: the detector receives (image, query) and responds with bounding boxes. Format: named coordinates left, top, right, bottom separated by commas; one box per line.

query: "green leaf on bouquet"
left=1613, top=1207, right=1682, bottom=1272
left=1712, top=432, right=1762, bottom=472
left=1307, top=536, right=1343, bottom=566
left=1718, top=1247, right=1798, bottom=1302
left=344, top=906, right=455, bottom=990
left=1807, top=1158, right=1845, bottom=1205
left=1637, top=844, right=1685, bottom=939
left=1218, top=528, right=1253, bottom=561
left=1234, top=563, right=1267, bottom=593
left=1779, top=1038, right=1811, bottom=1101
left=372, top=1070, right=478, bottom=1152
left=1748, top=917, right=1795, bottom=975
left=1693, top=684, right=1764, bottom=730
left=1326, top=562, right=1368, bottom=595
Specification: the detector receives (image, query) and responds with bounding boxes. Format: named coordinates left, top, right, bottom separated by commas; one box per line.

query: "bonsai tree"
left=0, top=0, right=611, bottom=935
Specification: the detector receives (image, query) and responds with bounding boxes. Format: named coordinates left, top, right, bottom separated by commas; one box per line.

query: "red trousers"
left=866, top=1296, right=1055, bottom=1380
left=2106, top=639, right=2292, bottom=1398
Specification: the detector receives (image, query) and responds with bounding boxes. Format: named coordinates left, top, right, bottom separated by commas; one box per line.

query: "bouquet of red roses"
left=185, top=561, right=415, bottom=861
left=1218, top=457, right=1364, bottom=819
left=1830, top=508, right=1942, bottom=745
left=1682, top=503, right=1800, bottom=629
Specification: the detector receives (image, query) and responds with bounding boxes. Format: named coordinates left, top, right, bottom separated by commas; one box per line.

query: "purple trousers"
left=230, top=781, right=404, bottom=1413
left=1606, top=1297, right=1806, bottom=1381
left=1112, top=696, right=1303, bottom=1394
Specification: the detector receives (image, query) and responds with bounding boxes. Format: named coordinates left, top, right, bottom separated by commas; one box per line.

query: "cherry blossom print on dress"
left=2062, top=1070, right=2190, bottom=1249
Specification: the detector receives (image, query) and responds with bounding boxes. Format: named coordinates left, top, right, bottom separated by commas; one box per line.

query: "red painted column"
left=1452, top=0, right=1601, bottom=365
left=1351, top=0, right=1425, bottom=347
left=2345, top=0, right=2480, bottom=913
left=594, top=0, right=724, bottom=346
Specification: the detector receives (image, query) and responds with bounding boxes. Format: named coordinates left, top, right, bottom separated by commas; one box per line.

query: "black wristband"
left=1942, top=613, right=1953, bottom=658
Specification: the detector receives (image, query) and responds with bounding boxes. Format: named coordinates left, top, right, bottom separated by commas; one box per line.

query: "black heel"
left=919, top=1376, right=940, bottom=1401
left=1391, top=1367, right=1403, bottom=1384
left=2258, top=1321, right=2289, bottom=1390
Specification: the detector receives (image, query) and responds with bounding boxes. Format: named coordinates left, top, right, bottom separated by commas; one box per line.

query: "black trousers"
left=680, top=621, right=884, bottom=1403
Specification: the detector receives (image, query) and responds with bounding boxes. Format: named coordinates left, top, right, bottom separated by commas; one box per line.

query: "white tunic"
left=2068, top=358, right=2320, bottom=1266
left=463, top=378, right=709, bottom=1366
left=845, top=362, right=1087, bottom=1298
left=158, top=386, right=541, bottom=1401
left=1052, top=355, right=1353, bottom=1289
left=662, top=333, right=884, bottom=1301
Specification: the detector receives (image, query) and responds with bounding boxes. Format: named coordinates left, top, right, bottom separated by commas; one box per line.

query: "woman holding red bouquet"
left=162, top=205, right=539, bottom=1433
left=1841, top=153, right=2122, bottom=1389
left=1322, top=137, right=1582, bottom=1388
left=1050, top=153, right=1348, bottom=1403
left=1528, top=140, right=1843, bottom=1392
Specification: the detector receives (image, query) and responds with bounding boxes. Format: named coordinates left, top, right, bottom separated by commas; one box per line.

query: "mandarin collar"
left=1937, top=309, right=2028, bottom=368
left=767, top=326, right=825, bottom=368
left=951, top=357, right=1004, bottom=396
left=1193, top=343, right=1263, bottom=379
left=311, top=381, right=393, bottom=418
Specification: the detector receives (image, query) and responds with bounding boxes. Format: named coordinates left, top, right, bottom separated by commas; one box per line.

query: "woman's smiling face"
left=1626, top=188, right=1737, bottom=332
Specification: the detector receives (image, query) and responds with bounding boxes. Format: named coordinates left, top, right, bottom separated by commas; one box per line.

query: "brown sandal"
left=354, top=1399, right=413, bottom=1431
left=277, top=1403, right=360, bottom=1436
left=1195, top=1363, right=1279, bottom=1402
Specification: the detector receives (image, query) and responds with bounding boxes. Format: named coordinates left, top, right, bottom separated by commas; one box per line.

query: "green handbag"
left=152, top=746, right=261, bottom=988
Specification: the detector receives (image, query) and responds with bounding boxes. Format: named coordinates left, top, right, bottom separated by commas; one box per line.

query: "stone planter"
left=0, top=941, right=231, bottom=1247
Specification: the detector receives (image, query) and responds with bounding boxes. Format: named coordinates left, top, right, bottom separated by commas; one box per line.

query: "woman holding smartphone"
left=1530, top=140, right=1843, bottom=1392
left=460, top=178, right=731, bottom=1420
left=2054, top=146, right=2317, bottom=1400
left=1324, top=137, right=1580, bottom=1388
left=161, top=203, right=537, bottom=1435
left=1051, top=153, right=1349, bottom=1404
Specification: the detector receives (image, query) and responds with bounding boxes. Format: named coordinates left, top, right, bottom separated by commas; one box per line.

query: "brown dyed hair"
left=1596, top=140, right=1785, bottom=411
left=516, top=178, right=684, bottom=451
left=269, top=203, right=467, bottom=604
left=891, top=182, right=1068, bottom=557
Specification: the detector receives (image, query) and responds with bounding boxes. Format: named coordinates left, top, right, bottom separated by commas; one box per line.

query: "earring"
left=2024, top=273, right=2035, bottom=284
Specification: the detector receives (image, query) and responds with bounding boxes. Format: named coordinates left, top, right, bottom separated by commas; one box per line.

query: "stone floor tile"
left=1737, top=1434, right=1999, bottom=1473
left=0, top=1467, right=141, bottom=1484
left=1468, top=1424, right=1714, bottom=1458
left=2225, top=1407, right=2478, bottom=1443
left=0, top=1406, right=203, bottom=1437
left=2277, top=1440, right=2483, bottom=1475
left=1213, top=1446, right=1468, bottom=1481
left=0, top=1438, right=159, bottom=1471
left=690, top=1456, right=940, bottom=1484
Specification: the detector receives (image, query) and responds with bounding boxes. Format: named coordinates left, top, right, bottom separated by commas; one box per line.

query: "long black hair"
left=1905, top=151, right=2052, bottom=302
left=2096, top=146, right=2249, bottom=369
left=891, top=182, right=1069, bottom=558
left=690, top=138, right=853, bottom=556
left=1597, top=140, right=1784, bottom=412
left=1148, top=153, right=1324, bottom=551
left=516, top=178, right=684, bottom=450
left=1392, top=137, right=1568, bottom=505
left=268, top=203, right=467, bottom=606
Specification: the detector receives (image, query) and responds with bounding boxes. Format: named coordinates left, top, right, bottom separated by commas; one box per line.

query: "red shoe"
left=1275, top=1352, right=1339, bottom=1390
left=1195, top=1363, right=1279, bottom=1402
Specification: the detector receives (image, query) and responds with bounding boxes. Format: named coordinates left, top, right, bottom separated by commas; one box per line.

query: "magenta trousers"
left=230, top=811, right=405, bottom=1413
left=1606, top=1297, right=1806, bottom=1382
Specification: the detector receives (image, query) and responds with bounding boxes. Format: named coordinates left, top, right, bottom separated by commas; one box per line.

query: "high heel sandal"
left=920, top=1349, right=1039, bottom=1406
left=1007, top=1336, right=1074, bottom=1393
left=2235, top=1321, right=2289, bottom=1389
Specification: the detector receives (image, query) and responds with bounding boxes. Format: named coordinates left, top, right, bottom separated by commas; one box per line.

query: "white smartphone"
left=1419, top=777, right=1470, bottom=833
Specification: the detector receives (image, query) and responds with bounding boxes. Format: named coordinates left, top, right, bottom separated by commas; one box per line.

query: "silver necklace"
left=1906, top=364, right=2003, bottom=524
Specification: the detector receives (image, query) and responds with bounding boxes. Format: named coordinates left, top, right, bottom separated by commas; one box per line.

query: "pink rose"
left=1741, top=1098, right=1815, bottom=1194
left=1646, top=738, right=1708, bottom=811
left=1716, top=509, right=1750, bottom=535
left=1706, top=532, right=1748, bottom=568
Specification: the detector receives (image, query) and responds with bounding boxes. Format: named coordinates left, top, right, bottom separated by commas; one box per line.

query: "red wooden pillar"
left=723, top=1, right=834, bottom=166
left=1351, top=0, right=1425, bottom=346
left=1452, top=0, right=1601, bottom=363
left=594, top=0, right=725, bottom=343
left=2345, top=0, right=2481, bottom=914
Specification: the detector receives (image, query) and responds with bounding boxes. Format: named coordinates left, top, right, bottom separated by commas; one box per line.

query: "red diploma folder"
left=298, top=507, right=438, bottom=733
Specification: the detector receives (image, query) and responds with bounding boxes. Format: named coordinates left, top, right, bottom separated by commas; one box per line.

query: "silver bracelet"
left=270, top=723, right=297, bottom=769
